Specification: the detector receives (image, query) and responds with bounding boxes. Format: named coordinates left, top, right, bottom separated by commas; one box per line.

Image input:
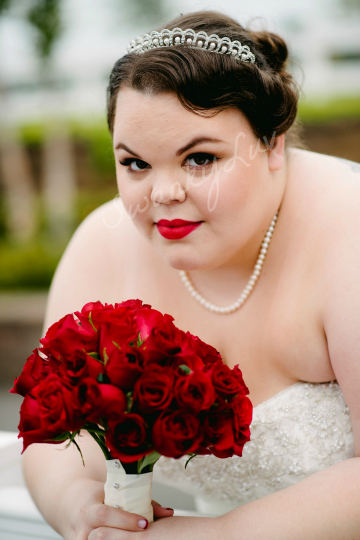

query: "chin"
left=158, top=245, right=209, bottom=271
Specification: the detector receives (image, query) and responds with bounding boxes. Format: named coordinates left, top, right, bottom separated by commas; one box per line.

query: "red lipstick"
left=156, top=219, right=202, bottom=240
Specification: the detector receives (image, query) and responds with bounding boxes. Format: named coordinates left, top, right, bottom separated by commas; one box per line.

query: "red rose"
left=76, top=379, right=127, bottom=423
left=105, top=346, right=144, bottom=390
left=106, top=414, right=151, bottom=462
left=40, top=313, right=97, bottom=359
left=133, top=366, right=174, bottom=413
left=48, top=352, right=104, bottom=387
left=187, top=333, right=223, bottom=366
left=211, top=363, right=249, bottom=399
left=32, top=373, right=82, bottom=432
left=18, top=394, right=66, bottom=452
left=133, top=306, right=167, bottom=341
left=202, top=410, right=235, bottom=457
left=231, top=395, right=253, bottom=435
left=152, top=410, right=203, bottom=458
left=10, top=349, right=49, bottom=397
left=141, top=316, right=198, bottom=364
left=175, top=370, right=216, bottom=413
left=99, top=323, right=138, bottom=362
left=96, top=383, right=127, bottom=420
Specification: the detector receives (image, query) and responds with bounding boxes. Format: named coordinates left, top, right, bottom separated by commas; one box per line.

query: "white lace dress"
left=154, top=382, right=354, bottom=516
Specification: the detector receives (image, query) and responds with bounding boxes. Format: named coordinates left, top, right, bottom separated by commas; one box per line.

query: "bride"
left=23, top=10, right=360, bottom=540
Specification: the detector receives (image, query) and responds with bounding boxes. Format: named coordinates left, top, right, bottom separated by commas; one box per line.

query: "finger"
left=86, top=503, right=149, bottom=532
left=152, top=500, right=174, bottom=519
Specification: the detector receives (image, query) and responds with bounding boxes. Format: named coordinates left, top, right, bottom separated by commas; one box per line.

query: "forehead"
left=113, top=86, right=253, bottom=145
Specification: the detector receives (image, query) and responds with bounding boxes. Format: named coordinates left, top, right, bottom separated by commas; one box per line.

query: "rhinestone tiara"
left=126, top=27, right=256, bottom=64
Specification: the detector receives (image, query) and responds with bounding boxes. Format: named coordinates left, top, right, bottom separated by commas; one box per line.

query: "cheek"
left=116, top=172, right=150, bottom=222
left=188, top=167, right=251, bottom=219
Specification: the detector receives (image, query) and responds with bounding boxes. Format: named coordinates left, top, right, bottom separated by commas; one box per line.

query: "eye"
left=185, top=153, right=218, bottom=168
left=119, top=158, right=150, bottom=173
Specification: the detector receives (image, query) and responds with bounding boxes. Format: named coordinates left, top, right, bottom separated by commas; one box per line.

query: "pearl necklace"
left=179, top=212, right=278, bottom=314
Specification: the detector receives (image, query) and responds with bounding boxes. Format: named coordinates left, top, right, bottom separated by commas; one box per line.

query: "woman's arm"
left=143, top=458, right=360, bottom=540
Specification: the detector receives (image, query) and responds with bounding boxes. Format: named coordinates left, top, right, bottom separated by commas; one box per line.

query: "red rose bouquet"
left=11, top=300, right=252, bottom=522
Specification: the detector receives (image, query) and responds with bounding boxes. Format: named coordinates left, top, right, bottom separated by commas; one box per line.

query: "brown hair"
left=107, top=11, right=300, bottom=145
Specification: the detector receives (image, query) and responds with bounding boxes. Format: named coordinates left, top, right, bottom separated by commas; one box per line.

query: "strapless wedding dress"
left=154, top=382, right=354, bottom=516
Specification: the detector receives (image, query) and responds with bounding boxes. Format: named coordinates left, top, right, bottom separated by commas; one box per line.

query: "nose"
left=150, top=174, right=186, bottom=205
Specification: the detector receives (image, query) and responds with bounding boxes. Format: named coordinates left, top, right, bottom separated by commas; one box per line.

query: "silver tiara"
left=126, top=27, right=256, bottom=64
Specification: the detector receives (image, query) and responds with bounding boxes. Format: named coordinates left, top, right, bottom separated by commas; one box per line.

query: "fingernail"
left=138, top=519, right=148, bottom=529
left=165, top=508, right=174, bottom=511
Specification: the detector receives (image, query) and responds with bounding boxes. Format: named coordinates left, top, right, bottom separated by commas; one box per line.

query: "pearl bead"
left=221, top=46, right=227, bottom=53
left=164, top=38, right=169, bottom=45
left=209, top=42, right=216, bottom=50
left=198, top=40, right=203, bottom=47
left=187, top=38, right=192, bottom=45
left=179, top=211, right=278, bottom=313
left=175, top=36, right=181, bottom=44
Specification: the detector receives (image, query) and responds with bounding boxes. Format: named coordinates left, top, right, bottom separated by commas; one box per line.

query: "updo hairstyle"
left=107, top=11, right=300, bottom=146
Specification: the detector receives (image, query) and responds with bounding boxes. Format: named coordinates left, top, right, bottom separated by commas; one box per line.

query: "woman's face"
left=113, top=87, right=285, bottom=271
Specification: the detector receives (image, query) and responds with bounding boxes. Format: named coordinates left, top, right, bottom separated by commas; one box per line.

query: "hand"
left=58, top=479, right=174, bottom=540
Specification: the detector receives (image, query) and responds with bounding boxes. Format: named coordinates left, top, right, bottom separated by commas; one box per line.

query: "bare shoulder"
left=288, top=148, right=360, bottom=292
left=289, top=150, right=360, bottom=453
left=287, top=148, right=360, bottom=223
left=43, top=197, right=142, bottom=332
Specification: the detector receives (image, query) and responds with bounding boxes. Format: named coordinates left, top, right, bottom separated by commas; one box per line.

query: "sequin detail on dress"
left=154, top=382, right=354, bottom=514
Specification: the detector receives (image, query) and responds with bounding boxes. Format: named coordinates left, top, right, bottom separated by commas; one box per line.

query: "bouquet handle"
left=104, top=460, right=154, bottom=523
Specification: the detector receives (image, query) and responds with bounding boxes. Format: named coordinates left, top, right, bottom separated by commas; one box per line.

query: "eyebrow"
left=175, top=136, right=224, bottom=156
left=114, top=136, right=224, bottom=158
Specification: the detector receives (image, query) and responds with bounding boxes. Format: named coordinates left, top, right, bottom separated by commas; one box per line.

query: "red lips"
left=156, top=219, right=202, bottom=240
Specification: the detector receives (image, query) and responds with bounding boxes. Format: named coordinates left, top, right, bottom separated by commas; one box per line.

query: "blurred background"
left=0, top=0, right=359, bottom=434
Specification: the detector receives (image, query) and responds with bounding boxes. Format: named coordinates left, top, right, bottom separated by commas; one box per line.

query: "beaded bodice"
left=154, top=382, right=354, bottom=515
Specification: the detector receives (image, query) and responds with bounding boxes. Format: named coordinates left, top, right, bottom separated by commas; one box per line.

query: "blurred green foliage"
left=298, top=95, right=360, bottom=124
left=0, top=239, right=65, bottom=290
left=0, top=187, right=117, bottom=290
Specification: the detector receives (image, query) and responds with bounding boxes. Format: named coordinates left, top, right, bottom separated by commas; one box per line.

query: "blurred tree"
left=338, top=0, right=360, bottom=11
left=27, top=0, right=62, bottom=62
left=0, top=0, right=11, bottom=14
left=0, top=0, right=62, bottom=61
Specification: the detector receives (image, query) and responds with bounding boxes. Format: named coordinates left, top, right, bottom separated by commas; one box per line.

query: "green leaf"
left=184, top=453, right=197, bottom=470
left=103, top=347, right=109, bottom=365
left=126, top=391, right=133, bottom=412
left=137, top=332, right=145, bottom=348
left=87, top=430, right=112, bottom=460
left=45, top=432, right=69, bottom=443
left=178, top=364, right=192, bottom=375
left=88, top=312, right=97, bottom=332
left=88, top=352, right=103, bottom=362
left=97, top=373, right=110, bottom=384
left=112, top=341, right=121, bottom=350
left=138, top=451, right=162, bottom=473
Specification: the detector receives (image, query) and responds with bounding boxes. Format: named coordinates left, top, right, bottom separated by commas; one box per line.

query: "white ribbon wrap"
left=104, top=459, right=154, bottom=523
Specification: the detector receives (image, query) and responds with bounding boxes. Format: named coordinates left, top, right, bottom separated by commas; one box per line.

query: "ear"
left=268, top=134, right=285, bottom=171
